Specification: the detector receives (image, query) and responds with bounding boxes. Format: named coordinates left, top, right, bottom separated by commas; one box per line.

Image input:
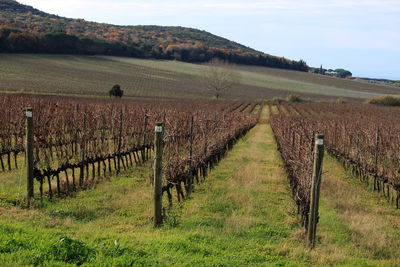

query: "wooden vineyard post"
left=373, top=127, right=380, bottom=191
left=117, top=108, right=123, bottom=174
left=26, top=108, right=34, bottom=207
left=187, top=115, right=194, bottom=195
left=307, top=134, right=325, bottom=249
left=154, top=122, right=164, bottom=227
left=203, top=119, right=209, bottom=179
left=142, top=114, right=148, bottom=162
left=79, top=108, right=87, bottom=186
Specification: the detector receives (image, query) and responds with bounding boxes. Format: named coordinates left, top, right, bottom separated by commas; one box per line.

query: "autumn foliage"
left=0, top=0, right=309, bottom=71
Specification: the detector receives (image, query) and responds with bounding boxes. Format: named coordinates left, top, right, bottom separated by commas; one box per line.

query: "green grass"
left=0, top=155, right=27, bottom=205
left=320, top=154, right=400, bottom=263
left=1, top=54, right=398, bottom=100
left=1, top=108, right=400, bottom=266
left=0, top=121, right=306, bottom=266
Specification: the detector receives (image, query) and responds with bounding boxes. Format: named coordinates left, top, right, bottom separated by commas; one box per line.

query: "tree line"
left=0, top=29, right=309, bottom=72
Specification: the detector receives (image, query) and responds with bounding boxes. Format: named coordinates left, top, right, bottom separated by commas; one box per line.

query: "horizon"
left=17, top=0, right=400, bottom=80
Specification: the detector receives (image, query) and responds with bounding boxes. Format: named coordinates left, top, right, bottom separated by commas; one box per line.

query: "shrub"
left=286, top=94, right=305, bottom=103
left=109, top=84, right=124, bottom=98
left=336, top=97, right=347, bottom=104
left=365, top=96, right=400, bottom=106
left=49, top=236, right=94, bottom=265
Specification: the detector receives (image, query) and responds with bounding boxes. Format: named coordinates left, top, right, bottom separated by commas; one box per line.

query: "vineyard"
left=1, top=96, right=400, bottom=265
left=270, top=103, right=400, bottom=233
left=0, top=94, right=260, bottom=205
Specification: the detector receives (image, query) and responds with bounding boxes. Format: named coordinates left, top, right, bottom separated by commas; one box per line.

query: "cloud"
left=19, top=0, right=400, bottom=15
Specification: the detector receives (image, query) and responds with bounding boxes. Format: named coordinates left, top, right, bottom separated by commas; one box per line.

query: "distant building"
left=325, top=70, right=338, bottom=76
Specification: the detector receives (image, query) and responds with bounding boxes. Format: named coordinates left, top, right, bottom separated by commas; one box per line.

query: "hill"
left=359, top=77, right=400, bottom=88
left=0, top=0, right=308, bottom=71
left=1, top=54, right=398, bottom=100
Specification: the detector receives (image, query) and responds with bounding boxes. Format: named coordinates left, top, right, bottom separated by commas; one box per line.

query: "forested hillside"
left=0, top=0, right=308, bottom=71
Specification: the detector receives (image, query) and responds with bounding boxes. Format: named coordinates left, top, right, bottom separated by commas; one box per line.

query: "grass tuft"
left=365, top=95, right=400, bottom=106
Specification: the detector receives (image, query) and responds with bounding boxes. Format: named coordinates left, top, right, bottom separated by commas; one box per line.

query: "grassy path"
left=1, top=107, right=400, bottom=266
left=317, top=155, right=400, bottom=265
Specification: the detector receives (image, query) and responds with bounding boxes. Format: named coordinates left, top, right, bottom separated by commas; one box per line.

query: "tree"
left=109, top=84, right=124, bottom=98
left=319, top=65, right=325, bottom=75
left=7, top=32, right=38, bottom=52
left=203, top=58, right=239, bottom=100
left=334, top=69, right=352, bottom=78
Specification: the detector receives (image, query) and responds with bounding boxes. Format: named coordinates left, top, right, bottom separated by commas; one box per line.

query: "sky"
left=19, top=0, right=400, bottom=80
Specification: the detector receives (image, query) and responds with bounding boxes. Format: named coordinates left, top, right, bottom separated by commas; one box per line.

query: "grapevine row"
left=0, top=95, right=258, bottom=201
left=271, top=103, right=400, bottom=215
